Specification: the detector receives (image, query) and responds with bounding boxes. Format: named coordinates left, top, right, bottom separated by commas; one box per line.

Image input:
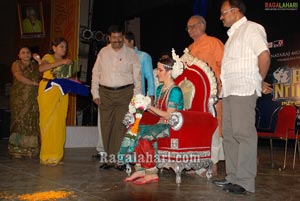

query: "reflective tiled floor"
left=1, top=138, right=300, bottom=201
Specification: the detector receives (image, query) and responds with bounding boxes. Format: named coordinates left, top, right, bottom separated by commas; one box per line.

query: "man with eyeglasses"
left=213, top=0, right=270, bottom=195
left=186, top=15, right=224, bottom=177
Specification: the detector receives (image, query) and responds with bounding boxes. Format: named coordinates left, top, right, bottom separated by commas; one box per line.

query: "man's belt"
left=100, top=84, right=133, bottom=90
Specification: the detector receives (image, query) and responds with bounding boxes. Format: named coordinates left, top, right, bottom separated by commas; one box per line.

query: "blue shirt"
left=135, top=47, right=155, bottom=96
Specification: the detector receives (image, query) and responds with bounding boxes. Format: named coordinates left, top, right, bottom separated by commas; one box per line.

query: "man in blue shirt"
left=124, top=32, right=155, bottom=103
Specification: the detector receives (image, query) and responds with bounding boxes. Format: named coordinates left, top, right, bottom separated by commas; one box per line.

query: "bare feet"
left=133, top=174, right=159, bottom=184
left=124, top=170, right=145, bottom=182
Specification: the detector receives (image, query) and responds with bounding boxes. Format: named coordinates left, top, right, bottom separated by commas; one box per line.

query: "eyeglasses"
left=185, top=22, right=201, bottom=31
left=220, top=8, right=235, bottom=16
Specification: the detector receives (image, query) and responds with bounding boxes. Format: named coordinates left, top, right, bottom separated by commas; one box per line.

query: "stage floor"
left=0, top=139, right=300, bottom=201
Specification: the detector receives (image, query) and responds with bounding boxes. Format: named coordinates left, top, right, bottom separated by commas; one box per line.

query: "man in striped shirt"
left=213, top=0, right=270, bottom=194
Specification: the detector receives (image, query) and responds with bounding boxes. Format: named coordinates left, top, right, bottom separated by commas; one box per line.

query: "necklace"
left=156, top=83, right=175, bottom=110
left=161, top=81, right=174, bottom=92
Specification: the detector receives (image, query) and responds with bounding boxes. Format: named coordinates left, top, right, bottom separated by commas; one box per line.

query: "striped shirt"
left=220, top=17, right=269, bottom=98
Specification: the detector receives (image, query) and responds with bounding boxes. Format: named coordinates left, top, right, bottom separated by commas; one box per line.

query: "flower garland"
left=125, top=94, right=151, bottom=140
left=119, top=94, right=151, bottom=159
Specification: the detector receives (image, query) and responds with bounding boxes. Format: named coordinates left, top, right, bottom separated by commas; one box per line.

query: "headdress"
left=161, top=48, right=184, bottom=79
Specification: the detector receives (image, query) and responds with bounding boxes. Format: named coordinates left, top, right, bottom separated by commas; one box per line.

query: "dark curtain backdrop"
left=90, top=0, right=300, bottom=129
left=90, top=0, right=228, bottom=64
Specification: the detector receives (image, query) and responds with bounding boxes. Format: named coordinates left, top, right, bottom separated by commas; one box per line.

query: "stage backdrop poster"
left=255, top=1, right=299, bottom=130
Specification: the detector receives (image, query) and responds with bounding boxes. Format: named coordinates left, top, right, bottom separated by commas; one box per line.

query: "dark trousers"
left=98, top=85, right=133, bottom=161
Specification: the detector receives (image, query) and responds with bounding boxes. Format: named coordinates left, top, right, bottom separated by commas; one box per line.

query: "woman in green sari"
left=9, top=46, right=41, bottom=158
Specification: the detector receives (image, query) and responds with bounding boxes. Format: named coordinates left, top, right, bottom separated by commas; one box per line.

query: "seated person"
left=119, top=56, right=184, bottom=184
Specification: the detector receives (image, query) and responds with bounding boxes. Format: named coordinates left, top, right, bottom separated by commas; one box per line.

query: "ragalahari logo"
left=265, top=2, right=298, bottom=11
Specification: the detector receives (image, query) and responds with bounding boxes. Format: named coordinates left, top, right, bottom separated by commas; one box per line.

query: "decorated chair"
left=140, top=49, right=218, bottom=184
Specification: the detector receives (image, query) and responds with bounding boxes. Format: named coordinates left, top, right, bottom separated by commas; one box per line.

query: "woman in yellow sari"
left=37, top=37, right=73, bottom=166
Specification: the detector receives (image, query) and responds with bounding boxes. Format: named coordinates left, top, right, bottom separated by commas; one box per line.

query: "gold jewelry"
left=158, top=49, right=184, bottom=79
left=156, top=83, right=174, bottom=110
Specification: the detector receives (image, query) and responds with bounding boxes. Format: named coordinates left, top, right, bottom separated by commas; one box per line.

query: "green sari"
left=8, top=60, right=40, bottom=158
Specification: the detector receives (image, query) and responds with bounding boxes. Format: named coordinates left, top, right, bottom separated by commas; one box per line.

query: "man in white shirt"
left=91, top=25, right=141, bottom=169
left=213, top=0, right=270, bottom=194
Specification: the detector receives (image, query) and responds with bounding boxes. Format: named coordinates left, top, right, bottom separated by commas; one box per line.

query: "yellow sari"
left=38, top=54, right=69, bottom=165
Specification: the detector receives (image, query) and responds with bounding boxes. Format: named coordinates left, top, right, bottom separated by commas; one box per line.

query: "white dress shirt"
left=220, top=17, right=269, bottom=98
left=91, top=44, right=142, bottom=99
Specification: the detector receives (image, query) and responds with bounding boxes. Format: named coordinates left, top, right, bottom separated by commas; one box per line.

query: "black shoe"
left=92, top=153, right=102, bottom=160
left=212, top=179, right=231, bottom=187
left=99, top=163, right=113, bottom=169
left=115, top=164, right=126, bottom=171
left=223, top=184, right=247, bottom=194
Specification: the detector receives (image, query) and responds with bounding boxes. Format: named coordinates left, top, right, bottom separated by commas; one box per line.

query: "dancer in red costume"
left=122, top=55, right=184, bottom=184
